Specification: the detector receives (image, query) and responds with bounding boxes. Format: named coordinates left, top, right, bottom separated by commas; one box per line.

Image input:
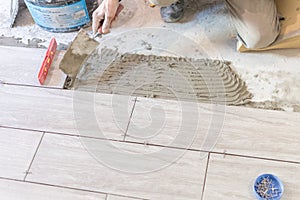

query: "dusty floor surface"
left=1, top=0, right=300, bottom=111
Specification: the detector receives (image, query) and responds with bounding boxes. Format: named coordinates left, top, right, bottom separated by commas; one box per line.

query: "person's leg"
left=225, top=0, right=280, bottom=49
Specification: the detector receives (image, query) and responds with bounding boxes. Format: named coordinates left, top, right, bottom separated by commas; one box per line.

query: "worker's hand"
left=92, top=0, right=120, bottom=35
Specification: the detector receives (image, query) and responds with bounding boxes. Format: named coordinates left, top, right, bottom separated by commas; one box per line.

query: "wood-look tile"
left=213, top=105, right=300, bottom=162
left=0, top=46, right=66, bottom=88
left=126, top=97, right=300, bottom=163
left=0, top=127, right=42, bottom=179
left=0, top=179, right=106, bottom=200
left=126, top=97, right=215, bottom=149
left=27, top=133, right=208, bottom=200
left=0, top=84, right=134, bottom=140
left=203, top=153, right=300, bottom=200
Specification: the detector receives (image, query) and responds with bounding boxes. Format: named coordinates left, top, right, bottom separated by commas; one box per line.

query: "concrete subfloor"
left=1, top=0, right=300, bottom=111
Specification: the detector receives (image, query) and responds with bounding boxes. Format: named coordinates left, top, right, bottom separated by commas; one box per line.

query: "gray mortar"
left=0, top=36, right=69, bottom=50
left=59, top=29, right=99, bottom=87
left=68, top=48, right=253, bottom=105
left=0, top=36, right=46, bottom=48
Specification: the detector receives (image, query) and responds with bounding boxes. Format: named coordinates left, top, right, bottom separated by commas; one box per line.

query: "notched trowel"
left=59, top=29, right=99, bottom=89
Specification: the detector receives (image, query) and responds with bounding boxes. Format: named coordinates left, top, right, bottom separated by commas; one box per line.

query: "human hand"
left=92, top=0, right=123, bottom=35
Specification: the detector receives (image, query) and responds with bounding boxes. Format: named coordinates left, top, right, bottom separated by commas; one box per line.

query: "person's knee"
left=240, top=28, right=280, bottom=49
left=226, top=0, right=280, bottom=49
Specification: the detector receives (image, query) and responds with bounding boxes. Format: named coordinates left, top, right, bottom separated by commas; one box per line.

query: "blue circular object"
left=253, top=174, right=284, bottom=200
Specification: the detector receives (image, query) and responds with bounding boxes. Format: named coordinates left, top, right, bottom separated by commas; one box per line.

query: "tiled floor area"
left=0, top=46, right=299, bottom=199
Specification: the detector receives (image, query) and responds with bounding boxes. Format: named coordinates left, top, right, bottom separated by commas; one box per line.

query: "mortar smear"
left=59, top=29, right=99, bottom=87
left=67, top=48, right=252, bottom=105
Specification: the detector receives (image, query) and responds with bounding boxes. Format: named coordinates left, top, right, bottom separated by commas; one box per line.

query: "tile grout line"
left=105, top=194, right=109, bottom=200
left=23, top=132, right=45, bottom=181
left=25, top=180, right=150, bottom=200
left=0, top=176, right=24, bottom=182
left=0, top=177, right=107, bottom=197
left=210, top=151, right=300, bottom=165
left=1, top=126, right=300, bottom=165
left=1, top=82, right=64, bottom=90
left=123, top=96, right=138, bottom=141
left=201, top=152, right=211, bottom=200
left=0, top=126, right=44, bottom=134
left=0, top=176, right=148, bottom=200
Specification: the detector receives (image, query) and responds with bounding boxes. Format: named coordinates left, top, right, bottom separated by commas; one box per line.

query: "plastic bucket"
left=24, top=0, right=90, bottom=32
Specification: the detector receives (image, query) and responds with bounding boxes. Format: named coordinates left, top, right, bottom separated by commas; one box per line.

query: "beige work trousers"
left=152, top=0, right=280, bottom=49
